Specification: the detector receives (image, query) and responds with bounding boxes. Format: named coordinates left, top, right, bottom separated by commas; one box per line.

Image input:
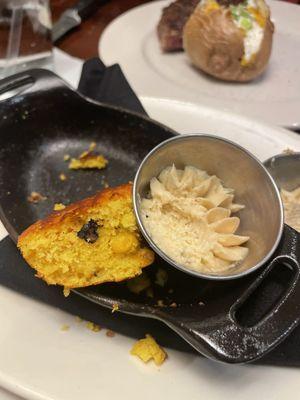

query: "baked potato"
left=183, top=0, right=274, bottom=82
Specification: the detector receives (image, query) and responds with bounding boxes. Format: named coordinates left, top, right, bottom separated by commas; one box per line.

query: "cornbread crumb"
left=69, top=154, right=107, bottom=170
left=100, top=177, right=110, bottom=188
left=112, top=303, right=119, bottom=313
left=89, top=142, right=97, bottom=152
left=54, top=203, right=66, bottom=211
left=127, top=273, right=151, bottom=294
left=63, top=154, right=70, bottom=161
left=283, top=148, right=295, bottom=155
left=86, top=321, right=101, bottom=332
left=27, top=191, right=47, bottom=203
left=68, top=143, right=106, bottom=171
left=59, top=173, right=67, bottom=181
left=131, top=334, right=167, bottom=366
left=155, top=268, right=168, bottom=287
left=63, top=288, right=71, bottom=297
left=68, top=142, right=106, bottom=170
left=106, top=330, right=115, bottom=337
left=61, top=324, right=70, bottom=331
left=146, top=287, right=154, bottom=298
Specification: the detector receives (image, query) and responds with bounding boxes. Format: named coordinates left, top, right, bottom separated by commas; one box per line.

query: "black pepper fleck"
left=77, top=219, right=99, bottom=243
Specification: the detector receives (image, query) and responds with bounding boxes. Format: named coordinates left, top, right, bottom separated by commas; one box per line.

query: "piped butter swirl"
left=141, top=165, right=249, bottom=274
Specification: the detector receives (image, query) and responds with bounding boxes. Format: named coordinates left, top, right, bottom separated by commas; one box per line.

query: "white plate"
left=0, top=97, right=300, bottom=400
left=100, top=0, right=300, bottom=129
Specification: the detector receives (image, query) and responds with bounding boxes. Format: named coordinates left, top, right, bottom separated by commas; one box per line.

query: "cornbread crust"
left=18, top=184, right=154, bottom=288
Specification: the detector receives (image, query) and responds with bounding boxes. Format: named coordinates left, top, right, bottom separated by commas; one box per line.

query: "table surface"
left=51, top=0, right=151, bottom=60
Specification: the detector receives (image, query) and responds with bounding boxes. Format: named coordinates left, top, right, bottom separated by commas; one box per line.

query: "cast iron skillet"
left=0, top=69, right=300, bottom=364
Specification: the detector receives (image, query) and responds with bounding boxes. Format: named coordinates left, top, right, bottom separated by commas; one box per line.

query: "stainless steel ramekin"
left=133, top=135, right=284, bottom=280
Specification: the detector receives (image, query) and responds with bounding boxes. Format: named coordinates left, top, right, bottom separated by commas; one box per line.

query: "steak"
left=157, top=0, right=199, bottom=52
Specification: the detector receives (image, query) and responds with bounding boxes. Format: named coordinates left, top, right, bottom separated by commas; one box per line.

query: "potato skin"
left=183, top=6, right=274, bottom=82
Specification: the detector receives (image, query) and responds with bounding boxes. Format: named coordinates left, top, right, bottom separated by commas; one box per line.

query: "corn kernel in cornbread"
left=131, top=334, right=167, bottom=366
left=111, top=232, right=138, bottom=254
left=18, top=184, right=154, bottom=288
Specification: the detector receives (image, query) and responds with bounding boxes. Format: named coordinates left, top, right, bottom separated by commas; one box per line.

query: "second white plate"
left=100, top=0, right=300, bottom=129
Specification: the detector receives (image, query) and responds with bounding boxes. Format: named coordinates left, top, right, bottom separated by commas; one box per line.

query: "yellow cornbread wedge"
left=18, top=184, right=154, bottom=289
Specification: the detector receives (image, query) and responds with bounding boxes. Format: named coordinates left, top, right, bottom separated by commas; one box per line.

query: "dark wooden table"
left=51, top=0, right=151, bottom=60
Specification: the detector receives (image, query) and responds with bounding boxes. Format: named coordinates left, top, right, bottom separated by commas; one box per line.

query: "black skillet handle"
left=162, top=225, right=300, bottom=364
left=0, top=69, right=70, bottom=100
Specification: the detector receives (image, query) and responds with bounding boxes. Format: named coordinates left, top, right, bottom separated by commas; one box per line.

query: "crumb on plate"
left=75, top=316, right=83, bottom=323
left=283, top=148, right=295, bottom=155
left=59, top=173, right=67, bottom=181
left=61, top=324, right=70, bottom=331
left=27, top=191, right=47, bottom=203
left=54, top=203, right=66, bottom=211
left=86, top=321, right=101, bottom=332
left=130, top=334, right=167, bottom=366
left=106, top=330, right=115, bottom=338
